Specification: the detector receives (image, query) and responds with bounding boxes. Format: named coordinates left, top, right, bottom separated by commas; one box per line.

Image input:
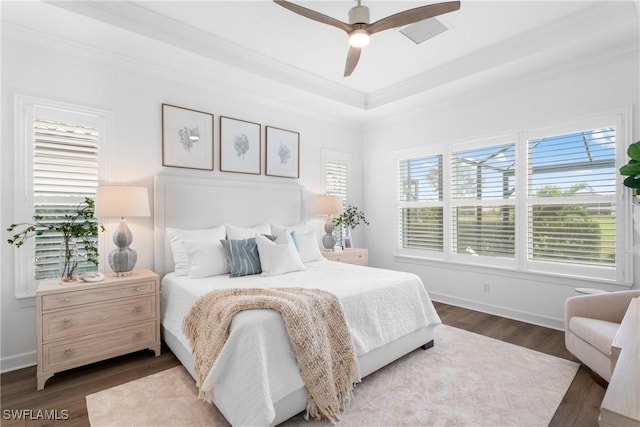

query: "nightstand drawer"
left=43, top=320, right=156, bottom=372
left=42, top=281, right=156, bottom=311
left=332, top=253, right=367, bottom=265
left=42, top=296, right=155, bottom=342
left=325, top=249, right=368, bottom=266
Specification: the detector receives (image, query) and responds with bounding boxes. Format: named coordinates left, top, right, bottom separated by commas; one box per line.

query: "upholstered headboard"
left=154, top=174, right=304, bottom=277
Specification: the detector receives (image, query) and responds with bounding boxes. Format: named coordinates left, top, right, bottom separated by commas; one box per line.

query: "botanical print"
left=278, top=143, right=291, bottom=164
left=179, top=126, right=200, bottom=153
left=234, top=133, right=250, bottom=159
left=162, top=104, right=214, bottom=171
left=266, top=126, right=299, bottom=178
left=220, top=116, right=261, bottom=174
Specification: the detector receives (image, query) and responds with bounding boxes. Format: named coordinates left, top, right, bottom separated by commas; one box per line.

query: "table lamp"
left=316, top=195, right=343, bottom=251
left=96, top=185, right=150, bottom=276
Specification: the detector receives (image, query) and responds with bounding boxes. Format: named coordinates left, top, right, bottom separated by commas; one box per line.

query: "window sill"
left=393, top=253, right=633, bottom=290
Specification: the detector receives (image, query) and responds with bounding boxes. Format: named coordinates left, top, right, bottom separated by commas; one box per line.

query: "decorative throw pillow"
left=270, top=222, right=308, bottom=237
left=295, top=231, right=325, bottom=262
left=221, top=235, right=275, bottom=278
left=226, top=223, right=271, bottom=240
left=183, top=234, right=229, bottom=278
left=255, top=232, right=305, bottom=277
left=166, top=225, right=226, bottom=276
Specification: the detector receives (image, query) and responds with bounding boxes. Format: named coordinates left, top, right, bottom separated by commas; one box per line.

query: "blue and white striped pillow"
left=220, top=235, right=275, bottom=277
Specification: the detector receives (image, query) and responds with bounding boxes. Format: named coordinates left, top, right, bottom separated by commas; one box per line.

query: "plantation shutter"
left=33, top=118, right=100, bottom=280
left=325, top=160, right=348, bottom=245
left=397, top=154, right=444, bottom=252
left=451, top=143, right=516, bottom=258
left=527, top=127, right=616, bottom=266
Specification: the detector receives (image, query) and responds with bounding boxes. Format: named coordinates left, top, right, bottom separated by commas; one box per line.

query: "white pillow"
left=226, top=223, right=271, bottom=240
left=270, top=222, right=308, bottom=238
left=166, top=225, right=227, bottom=277
left=183, top=236, right=228, bottom=279
left=295, top=231, right=325, bottom=262
left=255, top=232, right=305, bottom=276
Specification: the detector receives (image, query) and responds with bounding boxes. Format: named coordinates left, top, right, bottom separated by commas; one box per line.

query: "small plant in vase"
left=7, top=197, right=105, bottom=282
left=333, top=205, right=369, bottom=249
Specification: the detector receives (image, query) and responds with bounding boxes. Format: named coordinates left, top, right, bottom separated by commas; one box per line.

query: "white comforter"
left=160, top=260, right=441, bottom=426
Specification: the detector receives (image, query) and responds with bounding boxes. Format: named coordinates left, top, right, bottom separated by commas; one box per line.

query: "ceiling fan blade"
left=273, top=0, right=353, bottom=34
left=367, top=1, right=460, bottom=35
left=344, top=46, right=362, bottom=77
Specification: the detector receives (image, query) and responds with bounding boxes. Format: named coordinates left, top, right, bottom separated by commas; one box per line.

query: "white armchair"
left=564, top=290, right=640, bottom=382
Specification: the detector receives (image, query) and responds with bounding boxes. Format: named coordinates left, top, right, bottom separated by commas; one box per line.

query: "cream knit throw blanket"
left=183, top=287, right=360, bottom=423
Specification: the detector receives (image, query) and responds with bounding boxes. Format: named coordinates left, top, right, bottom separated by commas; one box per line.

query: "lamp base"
left=323, top=215, right=336, bottom=250
left=109, top=218, right=137, bottom=275
left=108, top=248, right=138, bottom=276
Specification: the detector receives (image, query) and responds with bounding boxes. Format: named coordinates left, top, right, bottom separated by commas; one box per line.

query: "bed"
left=154, top=174, right=441, bottom=426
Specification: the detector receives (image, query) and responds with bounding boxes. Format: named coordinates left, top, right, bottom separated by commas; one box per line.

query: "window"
left=451, top=142, right=515, bottom=260
left=14, top=96, right=108, bottom=298
left=396, top=111, right=632, bottom=284
left=322, top=150, right=350, bottom=246
left=526, top=125, right=618, bottom=280
left=398, top=153, right=443, bottom=253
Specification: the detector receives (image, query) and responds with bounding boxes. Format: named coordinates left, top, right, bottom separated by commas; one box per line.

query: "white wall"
left=363, top=50, right=640, bottom=330
left=0, top=3, right=364, bottom=371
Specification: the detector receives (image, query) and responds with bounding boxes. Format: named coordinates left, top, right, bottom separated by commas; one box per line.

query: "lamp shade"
left=315, top=195, right=343, bottom=216
left=95, top=186, right=150, bottom=218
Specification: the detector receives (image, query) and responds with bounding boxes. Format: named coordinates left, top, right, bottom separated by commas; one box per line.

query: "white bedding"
left=160, top=260, right=441, bottom=426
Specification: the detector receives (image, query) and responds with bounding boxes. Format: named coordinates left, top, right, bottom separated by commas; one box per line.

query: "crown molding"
left=366, top=1, right=639, bottom=109
left=47, top=0, right=367, bottom=110
left=38, top=1, right=640, bottom=113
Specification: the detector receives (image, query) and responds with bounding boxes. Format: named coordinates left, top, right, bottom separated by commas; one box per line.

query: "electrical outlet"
left=483, top=282, right=491, bottom=293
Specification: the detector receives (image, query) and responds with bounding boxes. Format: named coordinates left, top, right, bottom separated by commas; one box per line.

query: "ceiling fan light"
left=349, top=29, right=370, bottom=48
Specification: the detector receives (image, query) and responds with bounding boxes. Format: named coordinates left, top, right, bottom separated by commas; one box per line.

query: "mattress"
left=160, top=260, right=441, bottom=426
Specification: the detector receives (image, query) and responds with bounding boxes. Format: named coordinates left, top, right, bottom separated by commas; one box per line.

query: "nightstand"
left=36, top=269, right=160, bottom=390
left=323, top=248, right=368, bottom=266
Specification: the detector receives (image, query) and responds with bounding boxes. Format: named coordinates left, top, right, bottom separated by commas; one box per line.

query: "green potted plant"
left=333, top=205, right=369, bottom=249
left=620, top=140, right=640, bottom=201
left=7, top=197, right=105, bottom=282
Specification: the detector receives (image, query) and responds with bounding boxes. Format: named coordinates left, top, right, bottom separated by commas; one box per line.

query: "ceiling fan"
left=273, top=0, right=461, bottom=77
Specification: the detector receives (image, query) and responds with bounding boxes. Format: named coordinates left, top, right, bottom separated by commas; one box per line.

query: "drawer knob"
left=135, top=332, right=143, bottom=339
left=134, top=287, right=144, bottom=292
left=63, top=349, right=74, bottom=358
left=62, top=319, right=71, bottom=328
left=62, top=298, right=71, bottom=303
left=134, top=305, right=142, bottom=313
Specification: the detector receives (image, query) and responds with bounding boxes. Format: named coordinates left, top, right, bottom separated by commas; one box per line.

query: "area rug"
left=86, top=325, right=578, bottom=427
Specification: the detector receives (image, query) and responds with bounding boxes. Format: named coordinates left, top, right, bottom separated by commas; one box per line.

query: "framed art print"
left=265, top=126, right=299, bottom=178
left=220, top=116, right=261, bottom=175
left=162, top=104, right=214, bottom=170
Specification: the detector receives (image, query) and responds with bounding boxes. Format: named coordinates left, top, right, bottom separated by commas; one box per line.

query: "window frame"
left=13, top=95, right=111, bottom=298
left=394, top=108, right=633, bottom=286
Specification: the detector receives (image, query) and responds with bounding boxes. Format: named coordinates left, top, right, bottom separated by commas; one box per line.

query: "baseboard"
left=429, top=292, right=565, bottom=331
left=1, top=351, right=36, bottom=373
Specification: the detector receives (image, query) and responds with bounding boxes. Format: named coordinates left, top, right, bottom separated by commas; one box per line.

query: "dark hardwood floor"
left=1, top=302, right=604, bottom=426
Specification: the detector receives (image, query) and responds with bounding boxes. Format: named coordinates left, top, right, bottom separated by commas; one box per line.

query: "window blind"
left=528, top=127, right=616, bottom=266
left=325, top=160, right=348, bottom=245
left=33, top=118, right=100, bottom=280
left=451, top=143, right=516, bottom=257
left=398, top=155, right=444, bottom=251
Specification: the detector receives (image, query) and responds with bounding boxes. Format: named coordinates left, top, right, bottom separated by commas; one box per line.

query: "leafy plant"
left=333, top=205, right=369, bottom=230
left=7, top=197, right=105, bottom=282
left=620, top=140, right=640, bottom=195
